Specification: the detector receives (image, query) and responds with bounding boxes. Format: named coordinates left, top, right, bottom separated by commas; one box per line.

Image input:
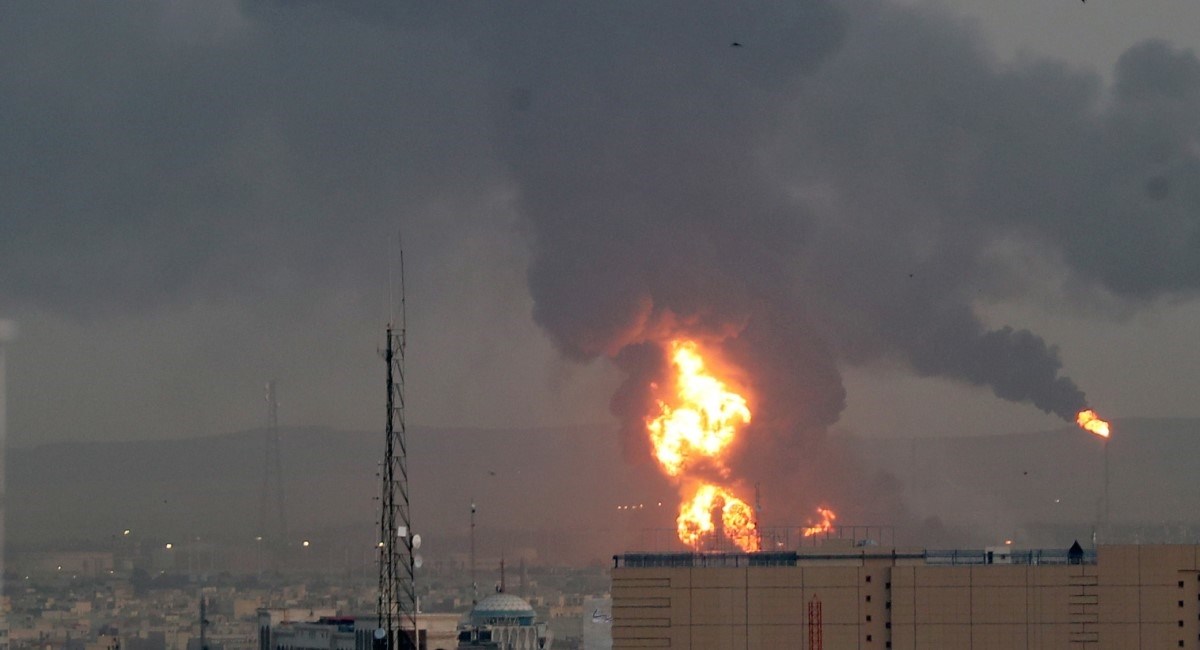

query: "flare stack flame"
left=1076, top=409, right=1111, bottom=438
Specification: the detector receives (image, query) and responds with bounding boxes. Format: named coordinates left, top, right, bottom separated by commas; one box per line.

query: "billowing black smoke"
left=3, top=0, right=1197, bottom=528
left=481, top=0, right=1200, bottom=507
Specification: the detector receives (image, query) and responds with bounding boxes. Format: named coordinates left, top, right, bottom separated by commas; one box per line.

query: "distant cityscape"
left=5, top=542, right=610, bottom=650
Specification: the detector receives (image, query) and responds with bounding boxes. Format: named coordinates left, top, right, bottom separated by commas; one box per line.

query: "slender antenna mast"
left=378, top=237, right=416, bottom=650
left=258, top=380, right=287, bottom=568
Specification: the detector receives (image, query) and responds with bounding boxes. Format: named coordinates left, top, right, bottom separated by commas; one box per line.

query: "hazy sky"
left=1, top=0, right=1198, bottom=447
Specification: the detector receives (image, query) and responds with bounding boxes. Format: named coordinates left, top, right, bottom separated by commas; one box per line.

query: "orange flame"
left=1076, top=409, right=1110, bottom=438
left=645, top=338, right=836, bottom=552
left=646, top=340, right=751, bottom=476
left=802, top=507, right=837, bottom=537
left=677, top=483, right=760, bottom=552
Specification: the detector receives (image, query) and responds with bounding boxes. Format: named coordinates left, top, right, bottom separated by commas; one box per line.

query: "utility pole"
left=470, top=500, right=477, bottom=605
left=754, top=482, right=762, bottom=551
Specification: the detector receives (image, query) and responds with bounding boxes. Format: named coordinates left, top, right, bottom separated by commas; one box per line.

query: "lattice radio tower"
left=258, top=379, right=287, bottom=566
left=377, top=244, right=417, bottom=650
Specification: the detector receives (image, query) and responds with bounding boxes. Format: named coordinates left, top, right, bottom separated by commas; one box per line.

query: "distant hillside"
left=10, top=418, right=1200, bottom=557
left=7, top=424, right=672, bottom=561
left=846, top=417, right=1200, bottom=543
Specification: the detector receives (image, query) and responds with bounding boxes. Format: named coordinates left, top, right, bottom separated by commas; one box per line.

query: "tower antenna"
left=378, top=235, right=416, bottom=649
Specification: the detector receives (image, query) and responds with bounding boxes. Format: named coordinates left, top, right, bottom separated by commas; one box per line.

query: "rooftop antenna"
left=519, top=557, right=526, bottom=599
left=378, top=233, right=416, bottom=650
left=499, top=557, right=506, bottom=594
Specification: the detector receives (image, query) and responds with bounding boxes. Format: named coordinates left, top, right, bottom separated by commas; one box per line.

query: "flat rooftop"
left=613, top=546, right=1096, bottom=568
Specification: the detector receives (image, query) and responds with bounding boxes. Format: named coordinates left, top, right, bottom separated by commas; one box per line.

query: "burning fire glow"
left=647, top=340, right=750, bottom=476
left=802, top=507, right=837, bottom=537
left=646, top=338, right=835, bottom=553
left=1076, top=409, right=1111, bottom=438
left=677, top=484, right=760, bottom=552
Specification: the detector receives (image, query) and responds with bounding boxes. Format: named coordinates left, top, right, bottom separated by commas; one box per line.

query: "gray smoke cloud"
left=0, top=2, right=498, bottom=318
left=479, top=0, right=1200, bottom=504
left=2, top=2, right=1198, bottom=523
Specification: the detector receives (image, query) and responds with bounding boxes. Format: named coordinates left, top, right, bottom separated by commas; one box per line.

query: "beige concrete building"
left=611, top=544, right=1200, bottom=649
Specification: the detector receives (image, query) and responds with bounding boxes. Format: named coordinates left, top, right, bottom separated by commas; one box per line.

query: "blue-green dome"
left=469, top=593, right=536, bottom=626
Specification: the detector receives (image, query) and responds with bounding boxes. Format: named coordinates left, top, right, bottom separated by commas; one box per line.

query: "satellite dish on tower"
left=412, top=534, right=422, bottom=550
left=373, top=629, right=386, bottom=640
left=414, top=554, right=424, bottom=569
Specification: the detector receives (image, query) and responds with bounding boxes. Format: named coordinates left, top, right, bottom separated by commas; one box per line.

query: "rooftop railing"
left=613, top=547, right=1096, bottom=568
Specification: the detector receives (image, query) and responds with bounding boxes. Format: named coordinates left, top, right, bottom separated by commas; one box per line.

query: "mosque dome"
left=469, top=592, right=537, bottom=626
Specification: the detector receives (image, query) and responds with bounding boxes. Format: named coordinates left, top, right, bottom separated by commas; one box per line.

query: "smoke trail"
left=485, top=0, right=1200, bottom=463
left=2, top=1, right=1198, bottom=474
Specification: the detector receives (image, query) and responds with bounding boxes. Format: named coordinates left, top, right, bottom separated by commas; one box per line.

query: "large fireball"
left=646, top=340, right=750, bottom=476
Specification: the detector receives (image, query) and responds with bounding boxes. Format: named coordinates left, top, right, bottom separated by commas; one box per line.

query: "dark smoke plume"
left=482, top=0, right=1200, bottom=500
left=3, top=1, right=1198, bottom=523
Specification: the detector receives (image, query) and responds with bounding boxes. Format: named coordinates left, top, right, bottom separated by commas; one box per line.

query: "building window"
left=866, top=595, right=872, bottom=602
left=867, top=575, right=872, bottom=583
left=867, top=635, right=872, bottom=642
left=867, top=615, right=872, bottom=622
left=885, top=602, right=891, bottom=610
left=885, top=582, right=891, bottom=589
